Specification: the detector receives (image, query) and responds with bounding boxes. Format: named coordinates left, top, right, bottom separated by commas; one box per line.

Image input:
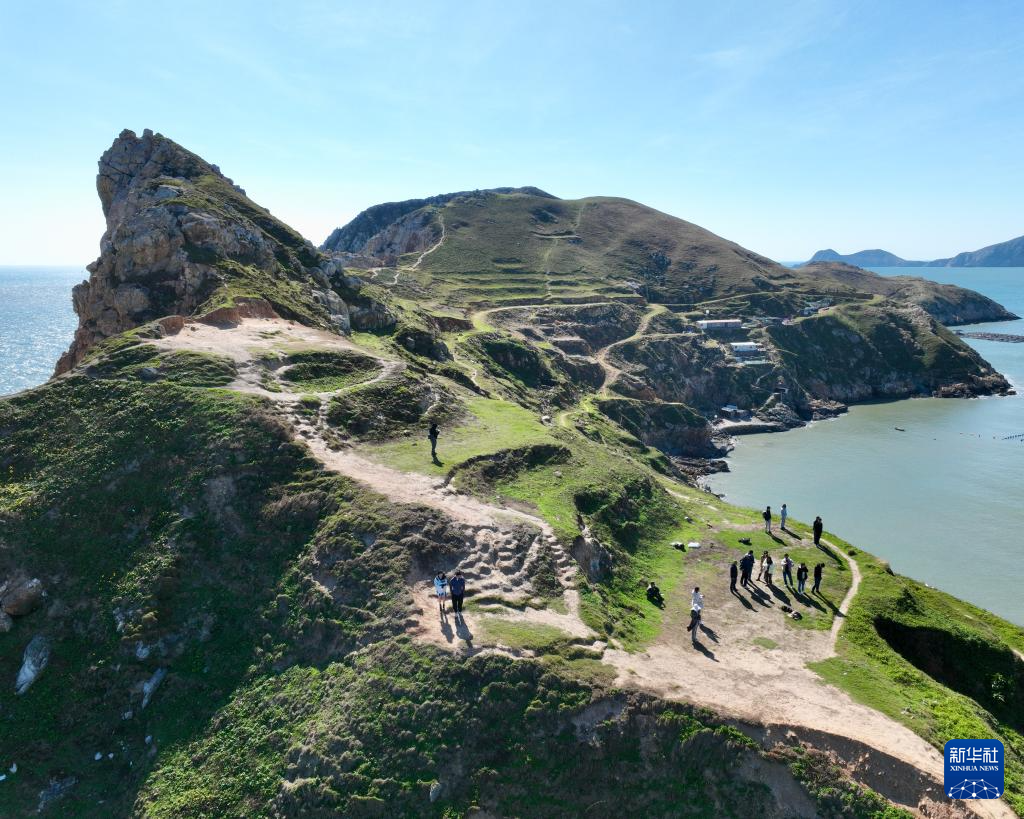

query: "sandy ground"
left=150, top=314, right=1013, bottom=819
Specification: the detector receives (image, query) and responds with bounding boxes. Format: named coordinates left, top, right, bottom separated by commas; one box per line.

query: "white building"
left=696, top=318, right=743, bottom=332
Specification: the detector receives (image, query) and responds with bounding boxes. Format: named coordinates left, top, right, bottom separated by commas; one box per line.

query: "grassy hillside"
left=8, top=131, right=1022, bottom=817
left=0, top=331, right=913, bottom=818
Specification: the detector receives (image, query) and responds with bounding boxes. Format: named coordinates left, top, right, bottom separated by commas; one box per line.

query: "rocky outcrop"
left=2, top=577, right=43, bottom=616
left=766, top=301, right=1011, bottom=401
left=595, top=397, right=716, bottom=457
left=15, top=634, right=51, bottom=695
left=56, top=129, right=376, bottom=373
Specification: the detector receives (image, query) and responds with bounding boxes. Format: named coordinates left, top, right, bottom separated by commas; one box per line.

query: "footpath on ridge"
left=153, top=314, right=1012, bottom=819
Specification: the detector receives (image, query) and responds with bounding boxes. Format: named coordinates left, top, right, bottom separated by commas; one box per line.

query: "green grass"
left=362, top=393, right=554, bottom=474
left=810, top=533, right=1024, bottom=813
left=477, top=617, right=576, bottom=651
left=278, top=348, right=381, bottom=393
left=752, top=636, right=779, bottom=650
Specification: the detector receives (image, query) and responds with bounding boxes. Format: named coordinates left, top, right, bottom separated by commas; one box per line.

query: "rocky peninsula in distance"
left=806, top=232, right=1024, bottom=268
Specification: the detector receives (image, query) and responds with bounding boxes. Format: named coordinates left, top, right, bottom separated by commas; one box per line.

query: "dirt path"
left=151, top=315, right=1012, bottom=818
left=595, top=302, right=666, bottom=396
left=409, top=212, right=446, bottom=271
left=827, top=538, right=861, bottom=648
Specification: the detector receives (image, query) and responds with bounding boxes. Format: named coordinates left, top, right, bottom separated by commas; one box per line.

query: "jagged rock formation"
left=56, top=129, right=378, bottom=373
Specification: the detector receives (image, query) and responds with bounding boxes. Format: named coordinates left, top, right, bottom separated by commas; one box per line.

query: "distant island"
left=807, top=232, right=1024, bottom=267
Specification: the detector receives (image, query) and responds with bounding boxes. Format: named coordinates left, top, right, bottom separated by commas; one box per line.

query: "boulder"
left=2, top=578, right=43, bottom=616
left=15, top=634, right=52, bottom=695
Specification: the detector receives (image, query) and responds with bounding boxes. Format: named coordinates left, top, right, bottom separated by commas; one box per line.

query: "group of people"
left=731, top=550, right=825, bottom=595
left=761, top=505, right=826, bottom=548
left=432, top=570, right=467, bottom=618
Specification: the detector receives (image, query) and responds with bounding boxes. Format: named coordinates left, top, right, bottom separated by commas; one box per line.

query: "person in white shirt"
left=687, top=586, right=704, bottom=643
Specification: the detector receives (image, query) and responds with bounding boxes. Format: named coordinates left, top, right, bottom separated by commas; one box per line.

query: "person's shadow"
left=439, top=617, right=455, bottom=643
left=745, top=584, right=773, bottom=607
left=730, top=588, right=754, bottom=610
left=816, top=592, right=843, bottom=619
left=769, top=584, right=791, bottom=605
left=691, top=638, right=718, bottom=661
left=454, top=614, right=474, bottom=648
left=699, top=623, right=719, bottom=643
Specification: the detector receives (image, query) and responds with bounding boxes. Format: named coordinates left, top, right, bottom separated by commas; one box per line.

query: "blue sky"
left=2, top=0, right=1022, bottom=265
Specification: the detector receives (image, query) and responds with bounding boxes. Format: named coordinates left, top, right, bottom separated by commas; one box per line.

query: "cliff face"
left=765, top=301, right=1011, bottom=401
left=57, top=129, right=366, bottom=373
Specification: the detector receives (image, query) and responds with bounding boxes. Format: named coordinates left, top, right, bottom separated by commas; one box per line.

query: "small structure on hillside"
left=719, top=404, right=748, bottom=420
left=697, top=318, right=743, bottom=333
left=802, top=298, right=832, bottom=316
left=729, top=341, right=763, bottom=359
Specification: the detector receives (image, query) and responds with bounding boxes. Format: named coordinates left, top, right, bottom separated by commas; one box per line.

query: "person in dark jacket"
left=762, top=506, right=772, bottom=533
left=812, top=516, right=824, bottom=546
left=428, top=422, right=440, bottom=463
left=729, top=561, right=738, bottom=593
left=449, top=570, right=466, bottom=615
left=646, top=581, right=665, bottom=608
left=796, top=562, right=809, bottom=594
left=740, top=550, right=755, bottom=587
left=813, top=563, right=824, bottom=594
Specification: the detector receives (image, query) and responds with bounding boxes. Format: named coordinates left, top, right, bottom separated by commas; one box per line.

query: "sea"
left=710, top=267, right=1024, bottom=625
left=2, top=264, right=1023, bottom=623
left=0, top=266, right=84, bottom=396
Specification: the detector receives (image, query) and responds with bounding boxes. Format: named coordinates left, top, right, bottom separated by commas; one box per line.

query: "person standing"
left=813, top=516, right=823, bottom=547
left=763, top=506, right=772, bottom=533
left=729, top=561, right=738, bottom=592
left=764, top=555, right=774, bottom=586
left=687, top=586, right=704, bottom=644
left=757, top=550, right=768, bottom=581
left=449, top=570, right=466, bottom=616
left=797, top=562, right=809, bottom=594
left=433, top=571, right=448, bottom=616
left=780, top=503, right=788, bottom=531
left=428, top=422, right=440, bottom=463
left=782, top=553, right=794, bottom=587
left=740, top=550, right=755, bottom=587
left=813, top=563, right=823, bottom=594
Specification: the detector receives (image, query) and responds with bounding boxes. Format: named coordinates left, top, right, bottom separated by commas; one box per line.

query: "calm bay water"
left=710, top=267, right=1024, bottom=625
left=0, top=266, right=83, bottom=396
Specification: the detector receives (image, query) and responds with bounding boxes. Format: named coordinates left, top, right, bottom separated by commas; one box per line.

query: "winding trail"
left=409, top=212, right=446, bottom=271
left=596, top=302, right=666, bottom=396
left=152, top=314, right=1011, bottom=819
